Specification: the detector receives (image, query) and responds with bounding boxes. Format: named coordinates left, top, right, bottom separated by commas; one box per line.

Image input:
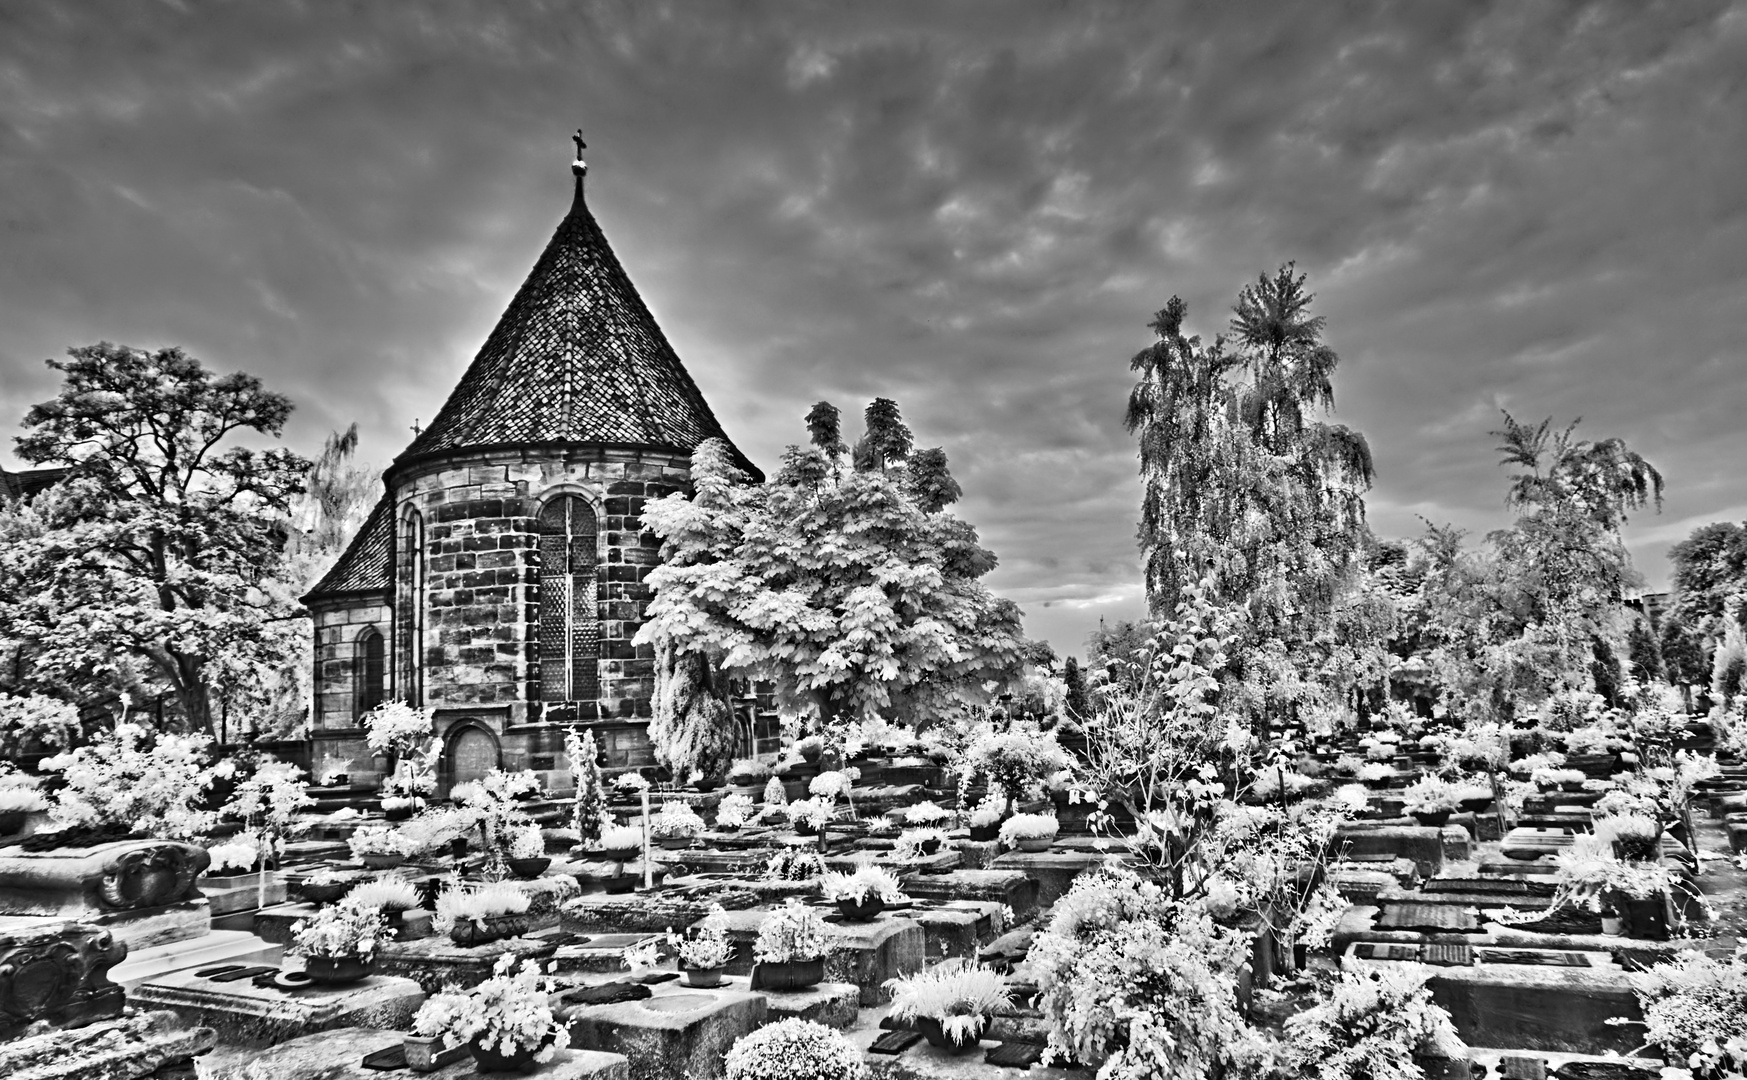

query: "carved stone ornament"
left=97, top=844, right=205, bottom=911
left=0, top=922, right=127, bottom=1040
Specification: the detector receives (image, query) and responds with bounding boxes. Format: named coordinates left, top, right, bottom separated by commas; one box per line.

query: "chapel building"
left=302, top=136, right=759, bottom=792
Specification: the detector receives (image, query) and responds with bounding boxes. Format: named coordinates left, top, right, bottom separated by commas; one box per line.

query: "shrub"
left=1284, top=965, right=1465, bottom=1079
left=1630, top=945, right=1747, bottom=1061
left=433, top=883, right=530, bottom=934
left=650, top=801, right=707, bottom=839
left=885, top=959, right=1010, bottom=1044
left=598, top=822, right=644, bottom=852
left=1402, top=776, right=1459, bottom=815
left=903, top=801, right=951, bottom=825
left=820, top=864, right=907, bottom=905
left=966, top=793, right=1004, bottom=829
left=998, top=812, right=1059, bottom=845
left=762, top=776, right=788, bottom=806
left=507, top=822, right=547, bottom=860
left=361, top=701, right=434, bottom=755
left=42, top=722, right=226, bottom=839
left=206, top=837, right=260, bottom=874
left=728, top=758, right=773, bottom=785
left=723, top=1018, right=866, bottom=1080
left=717, top=792, right=757, bottom=828
left=347, top=825, right=410, bottom=860
left=345, top=879, right=421, bottom=913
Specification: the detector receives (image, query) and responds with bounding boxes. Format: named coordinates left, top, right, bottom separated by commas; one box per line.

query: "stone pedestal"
left=0, top=919, right=127, bottom=1040
left=199, top=1026, right=629, bottom=1080
left=758, top=978, right=860, bottom=1029
left=0, top=840, right=213, bottom=950
left=373, top=932, right=558, bottom=993
left=565, top=984, right=766, bottom=1080
left=130, top=965, right=425, bottom=1048
left=0, top=1009, right=216, bottom=1080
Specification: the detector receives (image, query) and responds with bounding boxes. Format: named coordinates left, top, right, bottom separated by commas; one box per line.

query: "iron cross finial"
left=572, top=129, right=586, bottom=162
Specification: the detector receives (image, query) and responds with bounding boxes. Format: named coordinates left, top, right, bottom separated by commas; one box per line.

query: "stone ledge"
left=0, top=1010, right=216, bottom=1080
left=199, top=1026, right=629, bottom=1080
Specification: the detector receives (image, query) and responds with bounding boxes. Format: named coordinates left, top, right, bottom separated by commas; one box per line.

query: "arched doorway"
left=443, top=722, right=500, bottom=794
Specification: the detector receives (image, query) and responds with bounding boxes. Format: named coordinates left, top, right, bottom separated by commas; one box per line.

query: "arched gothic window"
left=398, top=509, right=425, bottom=704
left=537, top=496, right=599, bottom=703
left=355, top=628, right=385, bottom=718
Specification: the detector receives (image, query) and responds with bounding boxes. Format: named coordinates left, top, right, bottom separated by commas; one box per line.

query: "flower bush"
left=413, top=955, right=568, bottom=1063
left=361, top=700, right=434, bottom=755
left=957, top=726, right=1068, bottom=806
left=754, top=899, right=829, bottom=964
left=966, top=793, right=1005, bottom=829
left=433, top=883, right=531, bottom=935
left=206, top=837, right=260, bottom=874
left=717, top=792, right=757, bottom=828
left=723, top=1018, right=867, bottom=1080
left=42, top=722, right=228, bottom=839
left=998, top=812, right=1059, bottom=846
left=0, top=787, right=48, bottom=814
left=1629, top=945, right=1747, bottom=1062
left=885, top=959, right=1010, bottom=1046
left=291, top=901, right=389, bottom=960
left=785, top=797, right=833, bottom=831
left=393, top=806, right=481, bottom=857
left=1401, top=776, right=1459, bottom=815
left=1285, top=964, right=1465, bottom=1079
left=669, top=903, right=737, bottom=969
left=903, top=801, right=951, bottom=826
left=808, top=770, right=855, bottom=802
left=893, top=827, right=949, bottom=861
left=1355, top=762, right=1394, bottom=783
left=614, top=772, right=651, bottom=795
left=820, top=864, right=907, bottom=905
left=728, top=759, right=773, bottom=785
left=347, top=825, right=410, bottom=860
left=507, top=822, right=547, bottom=860
left=650, top=801, right=707, bottom=839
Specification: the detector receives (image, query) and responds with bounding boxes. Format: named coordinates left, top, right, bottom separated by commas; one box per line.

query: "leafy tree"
left=637, top=401, right=1026, bottom=738
left=1627, top=615, right=1664, bottom=684
left=1660, top=613, right=1707, bottom=711
left=1061, top=655, right=1091, bottom=722
left=2, top=344, right=310, bottom=733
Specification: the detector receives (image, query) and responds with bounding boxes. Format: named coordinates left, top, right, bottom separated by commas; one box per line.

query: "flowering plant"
left=1402, top=776, right=1459, bottom=815
left=651, top=801, right=707, bottom=839
left=668, top=904, right=737, bottom=969
left=785, top=798, right=833, bottom=831
left=998, top=812, right=1059, bottom=845
left=763, top=848, right=825, bottom=881
left=966, top=793, right=1005, bottom=829
left=42, top=722, right=228, bottom=839
left=957, top=726, right=1068, bottom=805
left=903, top=801, right=951, bottom=825
left=347, top=825, right=410, bottom=860
left=507, top=822, right=547, bottom=860
left=1355, top=762, right=1394, bottom=783
left=1285, top=964, right=1465, bottom=1078
left=808, top=770, right=855, bottom=802
left=762, top=776, right=787, bottom=806
left=614, top=772, right=650, bottom=794
left=432, top=882, right=531, bottom=934
left=0, top=692, right=79, bottom=757
left=717, top=792, right=757, bottom=828
left=361, top=701, right=433, bottom=755
left=345, top=879, right=421, bottom=913
left=393, top=806, right=480, bottom=857
left=379, top=795, right=426, bottom=814
left=821, top=864, right=907, bottom=905
left=893, top=827, right=949, bottom=861
left=885, top=959, right=1010, bottom=1046
left=1628, top=945, right=1747, bottom=1065
left=206, top=837, right=261, bottom=874
left=728, top=759, right=773, bottom=785
left=291, top=901, right=389, bottom=960
left=413, top=955, right=568, bottom=1062
left=597, top=822, right=643, bottom=852
left=0, top=787, right=48, bottom=814
left=723, top=1018, right=867, bottom=1080
left=755, top=899, right=830, bottom=964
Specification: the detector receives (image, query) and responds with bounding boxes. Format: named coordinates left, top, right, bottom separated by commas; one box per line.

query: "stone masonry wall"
left=310, top=599, right=390, bottom=730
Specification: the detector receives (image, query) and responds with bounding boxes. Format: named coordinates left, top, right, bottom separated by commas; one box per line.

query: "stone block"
left=199, top=1026, right=629, bottom=1080
left=0, top=1010, right=216, bottom=1080
left=374, top=932, right=559, bottom=993
left=0, top=919, right=127, bottom=1040
left=549, top=931, right=665, bottom=975
left=202, top=872, right=288, bottom=917
left=901, top=869, right=1040, bottom=922
left=1427, top=961, right=1640, bottom=1055
left=757, top=978, right=860, bottom=1029
left=912, top=901, right=1003, bottom=961
left=1439, top=825, right=1472, bottom=863
left=131, top=965, right=426, bottom=1048
left=0, top=840, right=215, bottom=949
left=1335, top=825, right=1447, bottom=877
left=560, top=884, right=760, bottom=934
left=989, top=849, right=1110, bottom=909
left=565, top=984, right=767, bottom=1080
left=711, top=910, right=925, bottom=1005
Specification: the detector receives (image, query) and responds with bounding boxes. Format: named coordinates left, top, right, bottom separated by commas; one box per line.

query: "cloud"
left=1, top=0, right=1744, bottom=656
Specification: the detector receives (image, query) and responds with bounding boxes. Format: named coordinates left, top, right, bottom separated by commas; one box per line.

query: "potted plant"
left=723, top=1019, right=867, bottom=1080
left=1551, top=835, right=1678, bottom=940
left=894, top=827, right=950, bottom=861
left=752, top=899, right=831, bottom=990
left=885, top=959, right=1011, bottom=1053
left=821, top=864, right=907, bottom=921
left=965, top=794, right=1004, bottom=842
left=290, top=902, right=389, bottom=984
left=668, top=904, right=737, bottom=987
left=1595, top=812, right=1661, bottom=862
left=0, top=787, right=48, bottom=835
left=381, top=795, right=426, bottom=822
left=346, top=879, right=427, bottom=940
left=793, top=735, right=824, bottom=764
left=594, top=822, right=644, bottom=861
left=650, top=801, right=707, bottom=849
left=506, top=823, right=551, bottom=879
left=999, top=812, right=1060, bottom=853
left=726, top=759, right=773, bottom=797
left=1402, top=777, right=1459, bottom=828
left=412, top=955, right=569, bottom=1074
left=298, top=868, right=364, bottom=905
left=716, top=792, right=756, bottom=831
left=1453, top=783, right=1494, bottom=813
left=1357, top=762, right=1395, bottom=790
left=348, top=825, right=410, bottom=869
left=956, top=727, right=1069, bottom=814
left=436, top=883, right=534, bottom=947
left=903, top=801, right=952, bottom=828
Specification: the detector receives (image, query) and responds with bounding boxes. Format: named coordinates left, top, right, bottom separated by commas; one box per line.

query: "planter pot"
left=1457, top=796, right=1493, bottom=813
left=403, top=1035, right=470, bottom=1073
left=916, top=1015, right=984, bottom=1053
left=603, top=873, right=636, bottom=895
left=299, top=879, right=354, bottom=905
left=0, top=810, right=29, bottom=835
left=508, top=857, right=551, bottom=879
left=836, top=896, right=885, bottom=922
left=692, top=778, right=723, bottom=793
left=448, top=914, right=532, bottom=948
left=968, top=823, right=1000, bottom=843
left=1411, top=811, right=1452, bottom=829
left=383, top=805, right=415, bottom=822
left=1016, top=837, right=1054, bottom=853
left=1600, top=913, right=1624, bottom=936
left=1620, top=895, right=1670, bottom=941
left=602, top=846, right=641, bottom=863
left=798, top=745, right=823, bottom=764
left=468, top=1035, right=552, bottom=1074
left=751, top=957, right=825, bottom=991
left=1561, top=781, right=1587, bottom=793
left=1362, top=778, right=1391, bottom=790
left=303, top=954, right=375, bottom=985
left=918, top=837, right=943, bottom=856
left=361, top=853, right=406, bottom=870
left=681, top=965, right=725, bottom=988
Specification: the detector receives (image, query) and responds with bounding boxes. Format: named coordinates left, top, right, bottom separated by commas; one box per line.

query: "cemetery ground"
left=0, top=704, right=1743, bottom=1080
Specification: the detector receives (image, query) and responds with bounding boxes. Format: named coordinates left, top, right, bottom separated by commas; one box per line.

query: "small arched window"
left=537, top=496, right=599, bottom=703
left=398, top=509, right=425, bottom=704
left=355, top=628, right=385, bottom=718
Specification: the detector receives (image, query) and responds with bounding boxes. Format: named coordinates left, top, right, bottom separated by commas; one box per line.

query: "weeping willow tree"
left=1126, top=265, right=1377, bottom=726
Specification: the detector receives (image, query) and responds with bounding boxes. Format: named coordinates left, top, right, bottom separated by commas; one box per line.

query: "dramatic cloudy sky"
left=2, top=1, right=1744, bottom=656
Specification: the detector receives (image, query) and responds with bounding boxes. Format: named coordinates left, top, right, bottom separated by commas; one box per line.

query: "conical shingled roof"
left=390, top=159, right=758, bottom=479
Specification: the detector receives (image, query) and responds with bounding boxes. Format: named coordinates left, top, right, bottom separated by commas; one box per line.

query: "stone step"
left=110, top=929, right=281, bottom=987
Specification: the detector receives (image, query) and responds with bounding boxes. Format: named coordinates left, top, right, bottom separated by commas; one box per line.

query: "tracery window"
left=537, top=496, right=599, bottom=703
left=355, top=628, right=385, bottom=718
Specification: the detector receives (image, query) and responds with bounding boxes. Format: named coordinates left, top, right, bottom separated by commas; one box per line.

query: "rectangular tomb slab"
left=565, top=983, right=767, bottom=1080
left=708, top=909, right=926, bottom=1005
left=989, top=849, right=1112, bottom=908
left=199, top=1025, right=629, bottom=1080
left=1334, top=825, right=1448, bottom=877
left=130, top=965, right=426, bottom=1048
left=900, top=869, right=1040, bottom=922
left=374, top=932, right=559, bottom=993
left=0, top=1009, right=217, bottom=1080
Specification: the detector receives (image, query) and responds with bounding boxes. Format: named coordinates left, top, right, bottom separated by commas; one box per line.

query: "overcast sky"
left=2, top=1, right=1744, bottom=657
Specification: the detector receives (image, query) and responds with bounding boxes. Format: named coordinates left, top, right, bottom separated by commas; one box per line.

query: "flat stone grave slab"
left=1422, top=877, right=1557, bottom=899
left=1378, top=884, right=1553, bottom=913
left=199, top=1025, right=629, bottom=1080
left=565, top=982, right=766, bottom=1080
left=375, top=932, right=558, bottom=992
left=988, top=849, right=1109, bottom=908
left=709, top=909, right=924, bottom=1005
left=1375, top=902, right=1480, bottom=933
left=549, top=931, right=663, bottom=975
left=1502, top=829, right=1581, bottom=862
left=1335, top=825, right=1449, bottom=877
left=0, top=1009, right=216, bottom=1080
left=1480, top=856, right=1559, bottom=877
left=131, top=964, right=425, bottom=1048
left=560, top=882, right=761, bottom=933
left=900, top=869, right=1040, bottom=922
left=1330, top=867, right=1399, bottom=905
